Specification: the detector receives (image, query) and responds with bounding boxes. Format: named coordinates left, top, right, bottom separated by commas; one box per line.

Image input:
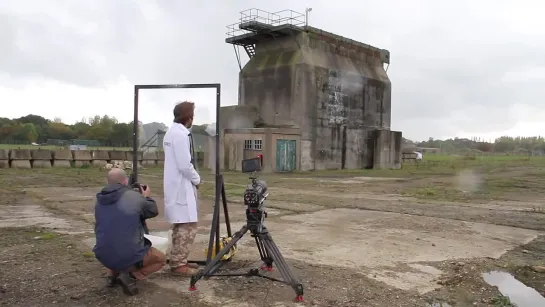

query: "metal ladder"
left=243, top=44, right=256, bottom=58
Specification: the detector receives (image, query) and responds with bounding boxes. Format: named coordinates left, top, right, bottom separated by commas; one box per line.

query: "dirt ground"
left=1, top=162, right=545, bottom=306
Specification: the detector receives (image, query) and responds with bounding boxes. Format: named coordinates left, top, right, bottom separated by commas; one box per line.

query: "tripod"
left=189, top=218, right=305, bottom=302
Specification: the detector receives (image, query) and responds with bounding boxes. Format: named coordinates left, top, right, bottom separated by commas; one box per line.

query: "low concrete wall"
left=0, top=149, right=9, bottom=168
left=30, top=149, right=53, bottom=168
left=91, top=150, right=110, bottom=167
left=52, top=149, right=73, bottom=168
left=10, top=149, right=32, bottom=169
left=142, top=151, right=157, bottom=166
left=0, top=149, right=164, bottom=169
left=109, top=151, right=127, bottom=161
left=73, top=150, right=92, bottom=167
left=156, top=151, right=165, bottom=166
left=126, top=151, right=143, bottom=168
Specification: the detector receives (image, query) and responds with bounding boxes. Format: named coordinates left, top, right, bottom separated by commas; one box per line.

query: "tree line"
left=0, top=114, right=209, bottom=147
left=1, top=114, right=543, bottom=153
left=410, top=136, right=545, bottom=154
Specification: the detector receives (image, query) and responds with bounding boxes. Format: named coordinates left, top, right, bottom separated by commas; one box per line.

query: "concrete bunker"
left=215, top=9, right=402, bottom=172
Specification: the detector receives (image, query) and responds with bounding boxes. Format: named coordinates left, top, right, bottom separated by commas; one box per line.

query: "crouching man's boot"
left=116, top=272, right=139, bottom=296
left=106, top=269, right=118, bottom=287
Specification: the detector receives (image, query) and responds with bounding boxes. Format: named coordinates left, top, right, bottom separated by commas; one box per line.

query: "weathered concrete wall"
left=219, top=105, right=260, bottom=132
left=222, top=132, right=260, bottom=172
left=373, top=130, right=403, bottom=169
left=220, top=128, right=301, bottom=173
left=236, top=27, right=395, bottom=170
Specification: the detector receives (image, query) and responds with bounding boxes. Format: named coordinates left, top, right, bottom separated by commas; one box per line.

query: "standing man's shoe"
left=166, top=258, right=199, bottom=269
left=171, top=265, right=199, bottom=277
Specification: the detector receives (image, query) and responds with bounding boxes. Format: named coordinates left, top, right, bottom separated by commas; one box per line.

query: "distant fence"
left=0, top=148, right=205, bottom=169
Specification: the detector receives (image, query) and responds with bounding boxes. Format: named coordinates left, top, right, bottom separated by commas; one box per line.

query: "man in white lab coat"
left=163, top=101, right=201, bottom=276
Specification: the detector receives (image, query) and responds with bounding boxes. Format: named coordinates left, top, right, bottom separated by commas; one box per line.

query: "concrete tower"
left=219, top=9, right=402, bottom=172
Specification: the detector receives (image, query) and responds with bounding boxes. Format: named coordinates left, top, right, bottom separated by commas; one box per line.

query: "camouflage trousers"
left=168, top=222, right=198, bottom=269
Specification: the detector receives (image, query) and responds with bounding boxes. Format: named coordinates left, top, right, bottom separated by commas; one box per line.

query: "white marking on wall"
left=325, top=71, right=348, bottom=125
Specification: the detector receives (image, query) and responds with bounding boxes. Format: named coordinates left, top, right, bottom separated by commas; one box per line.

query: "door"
left=276, top=139, right=296, bottom=172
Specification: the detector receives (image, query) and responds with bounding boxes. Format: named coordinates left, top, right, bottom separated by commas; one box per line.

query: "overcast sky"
left=1, top=0, right=544, bottom=141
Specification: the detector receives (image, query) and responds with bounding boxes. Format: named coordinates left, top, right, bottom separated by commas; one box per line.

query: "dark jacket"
left=92, top=183, right=159, bottom=271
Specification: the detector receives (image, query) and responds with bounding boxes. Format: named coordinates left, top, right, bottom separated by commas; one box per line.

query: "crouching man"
left=93, top=168, right=166, bottom=295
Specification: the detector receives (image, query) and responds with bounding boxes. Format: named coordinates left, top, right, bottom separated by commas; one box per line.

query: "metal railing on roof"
left=226, top=8, right=305, bottom=39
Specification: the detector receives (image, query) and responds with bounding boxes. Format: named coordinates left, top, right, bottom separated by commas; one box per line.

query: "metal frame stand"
left=132, top=83, right=231, bottom=270
left=189, top=224, right=304, bottom=302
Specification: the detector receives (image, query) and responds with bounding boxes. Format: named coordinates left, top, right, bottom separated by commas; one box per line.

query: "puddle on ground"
left=483, top=271, right=545, bottom=307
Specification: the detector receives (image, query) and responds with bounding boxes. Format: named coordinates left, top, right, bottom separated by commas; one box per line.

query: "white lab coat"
left=163, top=123, right=201, bottom=224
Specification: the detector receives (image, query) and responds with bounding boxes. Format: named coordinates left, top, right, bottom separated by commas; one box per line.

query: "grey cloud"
left=2, top=0, right=544, bottom=140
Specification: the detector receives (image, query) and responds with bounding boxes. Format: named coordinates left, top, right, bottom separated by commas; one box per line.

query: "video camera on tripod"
left=242, top=158, right=269, bottom=232
left=190, top=157, right=304, bottom=303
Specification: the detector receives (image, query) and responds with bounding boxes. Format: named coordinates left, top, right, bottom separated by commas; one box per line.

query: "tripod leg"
left=254, top=236, right=273, bottom=271
left=220, top=177, right=232, bottom=238
left=260, top=231, right=304, bottom=302
left=215, top=197, right=221, bottom=264
left=206, top=175, right=222, bottom=264
left=190, top=225, right=249, bottom=291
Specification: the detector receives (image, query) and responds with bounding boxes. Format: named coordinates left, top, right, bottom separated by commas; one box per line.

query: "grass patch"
left=2, top=228, right=60, bottom=246
left=36, top=232, right=57, bottom=240
left=490, top=295, right=516, bottom=307
left=402, top=186, right=471, bottom=202
left=81, top=251, right=95, bottom=258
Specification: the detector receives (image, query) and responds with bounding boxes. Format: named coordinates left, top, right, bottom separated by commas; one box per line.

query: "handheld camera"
left=129, top=172, right=150, bottom=234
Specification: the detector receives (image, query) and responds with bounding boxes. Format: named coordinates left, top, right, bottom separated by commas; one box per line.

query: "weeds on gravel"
left=81, top=251, right=94, bottom=258
left=35, top=232, right=57, bottom=240
left=490, top=295, right=516, bottom=307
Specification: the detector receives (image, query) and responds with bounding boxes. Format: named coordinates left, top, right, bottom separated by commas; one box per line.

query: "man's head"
left=173, top=101, right=195, bottom=128
left=107, top=168, right=129, bottom=186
